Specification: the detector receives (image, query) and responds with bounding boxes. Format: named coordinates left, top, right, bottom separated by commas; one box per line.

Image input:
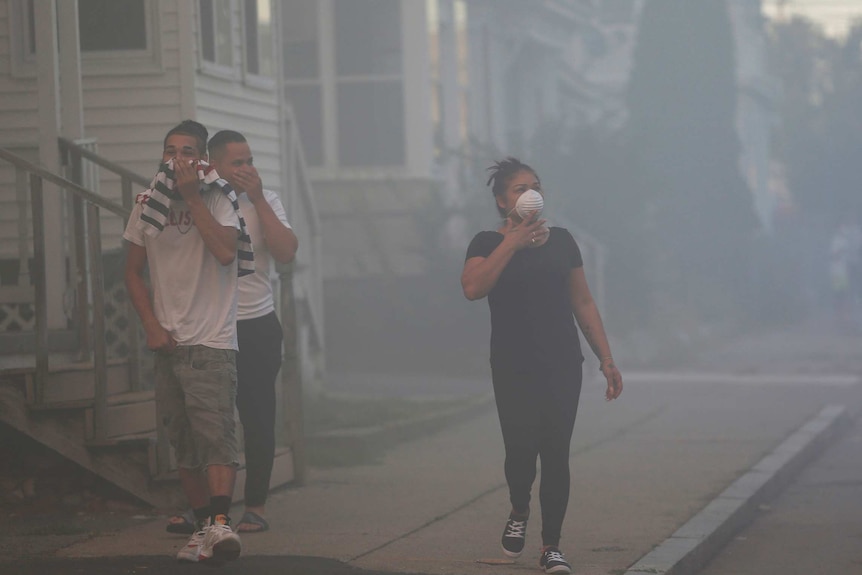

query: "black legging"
left=491, top=358, right=583, bottom=547
left=236, top=311, right=283, bottom=507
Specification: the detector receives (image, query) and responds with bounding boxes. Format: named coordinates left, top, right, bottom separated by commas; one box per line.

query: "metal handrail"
left=0, top=146, right=125, bottom=441
left=59, top=137, right=151, bottom=188
left=288, top=124, right=321, bottom=239
left=283, top=108, right=324, bottom=350
left=57, top=138, right=144, bottom=391
left=0, top=148, right=130, bottom=219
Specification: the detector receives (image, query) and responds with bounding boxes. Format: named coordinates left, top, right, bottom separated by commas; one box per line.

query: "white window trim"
left=286, top=0, right=414, bottom=172
left=80, top=0, right=163, bottom=75
left=8, top=0, right=36, bottom=78
left=198, top=0, right=241, bottom=80
left=9, top=0, right=163, bottom=78
left=241, top=0, right=276, bottom=90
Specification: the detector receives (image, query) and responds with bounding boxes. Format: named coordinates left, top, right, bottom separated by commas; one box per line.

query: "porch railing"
left=275, top=106, right=325, bottom=484
left=58, top=137, right=150, bottom=392
left=0, top=146, right=129, bottom=443
left=282, top=106, right=324, bottom=354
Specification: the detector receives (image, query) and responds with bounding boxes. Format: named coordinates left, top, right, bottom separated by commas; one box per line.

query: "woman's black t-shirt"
left=465, top=227, right=584, bottom=368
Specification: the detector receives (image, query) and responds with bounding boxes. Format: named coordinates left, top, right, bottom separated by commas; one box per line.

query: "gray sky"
left=763, top=0, right=862, bottom=37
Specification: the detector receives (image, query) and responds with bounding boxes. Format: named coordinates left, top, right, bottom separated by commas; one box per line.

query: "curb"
left=623, top=404, right=850, bottom=575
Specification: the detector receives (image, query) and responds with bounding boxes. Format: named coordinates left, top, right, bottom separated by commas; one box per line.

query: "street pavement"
left=696, top=409, right=862, bottom=575
left=4, top=315, right=862, bottom=575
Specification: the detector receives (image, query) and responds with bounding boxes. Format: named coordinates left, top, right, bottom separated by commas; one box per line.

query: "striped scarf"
left=135, top=159, right=254, bottom=277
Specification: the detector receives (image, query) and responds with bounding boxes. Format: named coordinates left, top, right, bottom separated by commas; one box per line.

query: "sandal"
left=165, top=509, right=196, bottom=534
left=236, top=510, right=270, bottom=533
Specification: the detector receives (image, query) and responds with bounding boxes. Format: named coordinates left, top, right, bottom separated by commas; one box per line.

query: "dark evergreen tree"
left=626, top=0, right=758, bottom=321
left=767, top=17, right=837, bottom=218
left=772, top=19, right=862, bottom=220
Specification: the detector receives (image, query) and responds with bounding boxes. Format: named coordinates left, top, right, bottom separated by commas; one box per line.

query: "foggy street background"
left=4, top=312, right=862, bottom=575
left=3, top=1, right=862, bottom=574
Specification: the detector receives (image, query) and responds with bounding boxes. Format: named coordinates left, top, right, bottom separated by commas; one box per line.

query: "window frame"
left=9, top=0, right=163, bottom=78
left=241, top=0, right=276, bottom=90
left=198, top=0, right=240, bottom=80
left=8, top=0, right=36, bottom=78
left=284, top=0, right=411, bottom=173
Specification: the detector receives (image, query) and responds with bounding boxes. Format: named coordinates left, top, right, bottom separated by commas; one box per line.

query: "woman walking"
left=461, top=157, right=623, bottom=574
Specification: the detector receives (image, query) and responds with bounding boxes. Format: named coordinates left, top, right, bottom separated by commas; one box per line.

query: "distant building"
left=280, top=0, right=606, bottom=275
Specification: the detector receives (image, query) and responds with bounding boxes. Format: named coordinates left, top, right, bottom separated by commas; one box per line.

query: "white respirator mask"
left=511, top=189, right=544, bottom=220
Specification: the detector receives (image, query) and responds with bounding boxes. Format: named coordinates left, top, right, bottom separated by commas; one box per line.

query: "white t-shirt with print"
left=237, top=189, right=292, bottom=320
left=123, top=190, right=241, bottom=349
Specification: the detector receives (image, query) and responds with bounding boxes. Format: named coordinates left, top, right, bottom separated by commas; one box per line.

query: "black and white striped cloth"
left=135, top=159, right=254, bottom=277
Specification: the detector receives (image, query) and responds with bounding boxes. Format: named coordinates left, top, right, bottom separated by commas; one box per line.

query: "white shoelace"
left=544, top=549, right=567, bottom=563
left=504, top=519, right=526, bottom=539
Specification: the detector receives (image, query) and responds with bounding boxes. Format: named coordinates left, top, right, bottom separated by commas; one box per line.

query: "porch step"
left=0, top=381, right=184, bottom=508
left=25, top=358, right=131, bottom=405
left=84, top=390, right=155, bottom=441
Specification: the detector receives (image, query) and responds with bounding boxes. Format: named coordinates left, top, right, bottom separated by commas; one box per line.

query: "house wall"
left=194, top=0, right=282, bottom=195
left=297, top=0, right=435, bottom=281
left=0, top=0, right=40, bottom=259
left=80, top=0, right=187, bottom=251
left=0, top=0, right=288, bottom=260
left=0, top=0, right=189, bottom=258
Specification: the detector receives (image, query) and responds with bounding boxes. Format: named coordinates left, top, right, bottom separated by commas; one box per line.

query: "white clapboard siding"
left=0, top=0, right=289, bottom=259
left=78, top=0, right=185, bottom=250
left=0, top=1, right=39, bottom=260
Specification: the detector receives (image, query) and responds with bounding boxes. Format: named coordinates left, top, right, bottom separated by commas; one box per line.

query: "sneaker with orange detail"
left=176, top=527, right=207, bottom=562
left=199, top=515, right=242, bottom=564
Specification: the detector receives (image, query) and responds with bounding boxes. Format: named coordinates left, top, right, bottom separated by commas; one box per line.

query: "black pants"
left=236, top=312, right=283, bottom=507
left=491, top=358, right=583, bottom=547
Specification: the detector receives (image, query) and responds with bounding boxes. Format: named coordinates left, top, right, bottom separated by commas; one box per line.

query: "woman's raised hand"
left=502, top=211, right=549, bottom=249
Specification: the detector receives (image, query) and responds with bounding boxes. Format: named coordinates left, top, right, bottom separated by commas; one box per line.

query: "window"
left=337, top=81, right=405, bottom=166
left=285, top=84, right=324, bottom=166
left=7, top=0, right=37, bottom=76
left=426, top=0, right=470, bottom=160
left=334, top=0, right=401, bottom=76
left=200, top=0, right=233, bottom=69
left=78, top=0, right=147, bottom=51
left=334, top=0, right=404, bottom=167
left=283, top=0, right=407, bottom=169
left=427, top=0, right=443, bottom=158
left=282, top=0, right=319, bottom=80
left=9, top=0, right=161, bottom=77
left=244, top=0, right=274, bottom=78
left=283, top=0, right=323, bottom=165
left=25, top=0, right=36, bottom=56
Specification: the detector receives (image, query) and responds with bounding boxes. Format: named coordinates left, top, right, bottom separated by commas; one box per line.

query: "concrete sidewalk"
left=10, top=316, right=862, bottom=575
left=45, top=368, right=862, bottom=575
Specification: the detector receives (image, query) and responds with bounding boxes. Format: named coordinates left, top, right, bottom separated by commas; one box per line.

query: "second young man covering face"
left=210, top=141, right=259, bottom=198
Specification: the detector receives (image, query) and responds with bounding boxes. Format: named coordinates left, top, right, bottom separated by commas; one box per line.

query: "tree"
left=771, top=18, right=862, bottom=220
left=626, top=0, right=758, bottom=322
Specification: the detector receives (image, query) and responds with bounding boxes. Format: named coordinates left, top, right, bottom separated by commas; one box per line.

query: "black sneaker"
left=501, top=516, right=528, bottom=557
left=540, top=546, right=571, bottom=574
